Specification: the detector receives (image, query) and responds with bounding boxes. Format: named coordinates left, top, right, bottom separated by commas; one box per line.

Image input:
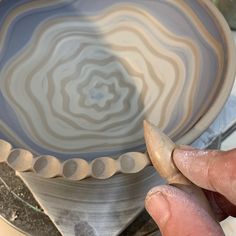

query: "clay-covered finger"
left=145, top=185, right=224, bottom=236
left=173, top=148, right=236, bottom=205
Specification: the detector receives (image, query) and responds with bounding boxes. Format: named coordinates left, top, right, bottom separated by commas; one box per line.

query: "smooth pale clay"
left=0, top=140, right=12, bottom=162
left=118, top=152, right=150, bottom=173
left=6, top=149, right=33, bottom=172
left=32, top=156, right=61, bottom=178
left=62, top=159, right=90, bottom=180
left=91, top=157, right=117, bottom=179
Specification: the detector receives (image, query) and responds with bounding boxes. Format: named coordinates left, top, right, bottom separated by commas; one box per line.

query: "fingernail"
left=145, top=189, right=170, bottom=226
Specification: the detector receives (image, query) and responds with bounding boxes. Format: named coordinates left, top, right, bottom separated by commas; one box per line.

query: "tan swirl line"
left=1, top=44, right=144, bottom=150
left=110, top=5, right=208, bottom=137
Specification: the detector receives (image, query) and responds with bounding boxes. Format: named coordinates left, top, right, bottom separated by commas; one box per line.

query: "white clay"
left=62, top=159, right=90, bottom=180
left=33, top=155, right=61, bottom=178
left=91, top=157, right=117, bottom=179
left=7, top=149, right=33, bottom=172
left=118, top=152, right=150, bottom=173
left=0, top=139, right=12, bottom=162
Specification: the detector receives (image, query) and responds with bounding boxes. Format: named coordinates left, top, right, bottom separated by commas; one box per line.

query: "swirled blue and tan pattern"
left=0, top=0, right=227, bottom=160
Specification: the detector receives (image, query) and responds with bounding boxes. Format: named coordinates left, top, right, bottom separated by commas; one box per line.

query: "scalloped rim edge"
left=0, top=139, right=150, bottom=180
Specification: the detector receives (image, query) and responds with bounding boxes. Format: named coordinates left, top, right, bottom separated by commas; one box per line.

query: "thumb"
left=145, top=185, right=224, bottom=236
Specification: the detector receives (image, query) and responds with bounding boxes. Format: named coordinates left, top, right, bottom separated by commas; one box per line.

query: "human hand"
left=145, top=148, right=236, bottom=236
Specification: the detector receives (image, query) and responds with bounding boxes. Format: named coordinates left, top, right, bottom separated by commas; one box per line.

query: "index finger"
left=173, top=148, right=236, bottom=205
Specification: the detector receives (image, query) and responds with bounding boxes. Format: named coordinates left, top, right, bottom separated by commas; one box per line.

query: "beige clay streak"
left=120, top=6, right=203, bottom=136
left=4, top=11, right=190, bottom=101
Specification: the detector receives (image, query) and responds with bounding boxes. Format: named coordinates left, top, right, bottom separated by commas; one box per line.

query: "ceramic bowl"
left=0, top=0, right=235, bottom=179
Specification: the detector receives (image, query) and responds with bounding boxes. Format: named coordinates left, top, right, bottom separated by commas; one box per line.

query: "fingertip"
left=145, top=186, right=171, bottom=228
left=145, top=185, right=178, bottom=204
left=145, top=185, right=184, bottom=232
left=172, top=148, right=195, bottom=176
left=173, top=148, right=215, bottom=178
left=173, top=148, right=196, bottom=163
left=173, top=148, right=236, bottom=205
left=145, top=185, right=224, bottom=236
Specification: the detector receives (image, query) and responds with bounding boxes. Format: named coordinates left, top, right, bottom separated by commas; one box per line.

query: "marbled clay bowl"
left=0, top=0, right=235, bottom=180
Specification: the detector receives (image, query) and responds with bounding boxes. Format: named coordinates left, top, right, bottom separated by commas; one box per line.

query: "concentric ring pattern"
left=0, top=0, right=229, bottom=161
